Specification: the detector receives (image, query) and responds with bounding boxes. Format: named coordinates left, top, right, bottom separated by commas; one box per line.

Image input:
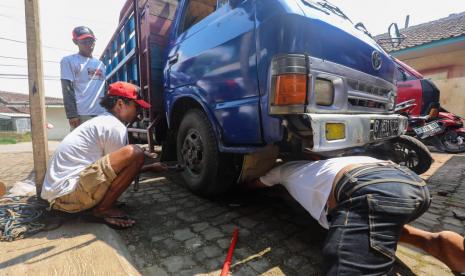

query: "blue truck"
left=101, top=0, right=407, bottom=196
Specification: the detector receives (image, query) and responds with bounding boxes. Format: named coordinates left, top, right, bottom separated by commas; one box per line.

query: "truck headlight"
left=274, top=74, right=307, bottom=105
left=314, top=78, right=334, bottom=106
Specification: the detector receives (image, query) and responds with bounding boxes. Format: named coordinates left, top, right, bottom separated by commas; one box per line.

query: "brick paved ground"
left=1, top=147, right=464, bottom=275
left=0, top=153, right=36, bottom=188
left=119, top=174, right=326, bottom=275
left=115, top=151, right=465, bottom=275
left=411, top=154, right=465, bottom=236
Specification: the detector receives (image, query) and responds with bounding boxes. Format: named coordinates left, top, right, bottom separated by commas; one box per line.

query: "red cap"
left=72, top=26, right=96, bottom=41
left=74, top=33, right=95, bottom=40
left=108, top=81, right=151, bottom=109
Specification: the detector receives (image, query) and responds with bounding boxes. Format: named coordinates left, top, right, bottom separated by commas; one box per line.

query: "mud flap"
left=238, top=145, right=279, bottom=183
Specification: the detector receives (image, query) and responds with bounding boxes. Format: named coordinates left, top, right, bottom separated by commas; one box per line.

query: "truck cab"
left=102, top=0, right=406, bottom=196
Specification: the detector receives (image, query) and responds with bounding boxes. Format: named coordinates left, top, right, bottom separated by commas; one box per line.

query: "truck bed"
left=101, top=0, right=178, bottom=112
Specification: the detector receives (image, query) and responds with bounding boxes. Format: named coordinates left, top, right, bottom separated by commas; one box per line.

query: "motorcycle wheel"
left=388, top=135, right=433, bottom=174
left=438, top=130, right=465, bottom=153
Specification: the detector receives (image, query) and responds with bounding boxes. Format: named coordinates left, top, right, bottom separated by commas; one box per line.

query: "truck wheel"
left=389, top=135, right=432, bottom=175
left=176, top=109, right=238, bottom=196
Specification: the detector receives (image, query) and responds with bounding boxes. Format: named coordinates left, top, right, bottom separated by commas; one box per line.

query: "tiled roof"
left=8, top=106, right=30, bottom=113
left=0, top=91, right=63, bottom=114
left=0, top=91, right=63, bottom=105
left=375, top=12, right=465, bottom=53
left=0, top=105, right=17, bottom=113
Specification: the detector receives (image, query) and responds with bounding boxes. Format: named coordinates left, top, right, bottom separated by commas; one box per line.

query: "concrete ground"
left=0, top=222, right=139, bottom=276
left=0, top=144, right=464, bottom=275
left=0, top=141, right=60, bottom=189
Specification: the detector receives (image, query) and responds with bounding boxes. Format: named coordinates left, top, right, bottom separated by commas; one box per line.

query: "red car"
left=394, top=58, right=440, bottom=117
left=394, top=58, right=465, bottom=153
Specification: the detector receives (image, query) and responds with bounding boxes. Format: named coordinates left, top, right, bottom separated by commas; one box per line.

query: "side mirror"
left=388, top=23, right=405, bottom=48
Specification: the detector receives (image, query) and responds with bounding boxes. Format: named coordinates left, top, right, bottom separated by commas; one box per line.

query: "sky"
left=0, top=0, right=464, bottom=98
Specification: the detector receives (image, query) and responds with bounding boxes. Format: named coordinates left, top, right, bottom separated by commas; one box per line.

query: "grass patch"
left=16, top=132, right=32, bottom=142
left=0, top=131, right=32, bottom=144
left=0, top=137, right=17, bottom=144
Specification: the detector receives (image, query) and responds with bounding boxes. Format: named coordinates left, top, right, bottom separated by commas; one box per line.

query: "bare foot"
left=92, top=207, right=127, bottom=218
left=92, top=207, right=135, bottom=229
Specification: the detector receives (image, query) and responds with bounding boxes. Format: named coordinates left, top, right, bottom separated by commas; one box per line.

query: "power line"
left=0, top=64, right=28, bottom=68
left=0, top=36, right=74, bottom=53
left=0, top=77, right=60, bottom=81
left=0, top=3, right=114, bottom=25
left=0, top=4, right=18, bottom=9
left=0, top=73, right=60, bottom=79
left=0, top=55, right=60, bottom=64
left=0, top=37, right=24, bottom=43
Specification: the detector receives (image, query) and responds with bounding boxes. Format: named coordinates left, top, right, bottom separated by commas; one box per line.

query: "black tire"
left=388, top=135, right=433, bottom=174
left=438, top=131, right=465, bottom=153
left=176, top=109, right=240, bottom=197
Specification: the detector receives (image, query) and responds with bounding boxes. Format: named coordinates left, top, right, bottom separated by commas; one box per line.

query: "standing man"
left=42, top=82, right=165, bottom=229
left=249, top=156, right=465, bottom=274
left=61, top=26, right=106, bottom=129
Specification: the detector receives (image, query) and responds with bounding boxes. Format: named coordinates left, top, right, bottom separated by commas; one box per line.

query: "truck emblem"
left=372, top=51, right=382, bottom=70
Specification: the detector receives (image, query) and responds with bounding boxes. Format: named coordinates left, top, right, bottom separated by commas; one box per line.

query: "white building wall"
left=46, top=106, right=69, bottom=140
left=14, top=118, right=31, bottom=133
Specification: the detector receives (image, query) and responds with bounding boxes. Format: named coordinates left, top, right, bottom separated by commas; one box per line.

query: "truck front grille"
left=347, top=79, right=392, bottom=111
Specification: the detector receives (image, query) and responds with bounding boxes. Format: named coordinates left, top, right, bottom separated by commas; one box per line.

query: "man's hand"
left=142, top=162, right=168, bottom=173
left=69, top=118, right=81, bottom=128
left=143, top=150, right=158, bottom=159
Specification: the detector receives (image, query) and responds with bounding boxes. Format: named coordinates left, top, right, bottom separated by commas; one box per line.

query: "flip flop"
left=87, top=215, right=135, bottom=230
left=114, top=201, right=128, bottom=208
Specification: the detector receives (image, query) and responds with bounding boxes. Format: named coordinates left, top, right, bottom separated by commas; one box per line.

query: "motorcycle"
left=397, top=99, right=465, bottom=153
left=362, top=134, right=433, bottom=175
left=351, top=100, right=432, bottom=175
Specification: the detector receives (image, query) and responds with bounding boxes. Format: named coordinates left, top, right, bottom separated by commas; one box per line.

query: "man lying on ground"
left=41, top=81, right=166, bottom=229
left=248, top=155, right=465, bottom=274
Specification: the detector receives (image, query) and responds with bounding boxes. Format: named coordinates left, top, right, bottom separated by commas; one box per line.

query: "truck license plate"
left=373, top=119, right=399, bottom=139
left=413, top=122, right=442, bottom=139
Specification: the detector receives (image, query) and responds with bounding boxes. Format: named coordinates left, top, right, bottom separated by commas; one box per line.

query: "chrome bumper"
left=299, top=113, right=408, bottom=152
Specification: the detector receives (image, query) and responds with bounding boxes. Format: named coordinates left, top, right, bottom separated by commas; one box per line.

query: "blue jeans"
left=322, top=164, right=431, bottom=275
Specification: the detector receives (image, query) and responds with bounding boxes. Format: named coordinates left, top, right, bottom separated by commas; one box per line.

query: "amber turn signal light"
left=274, top=74, right=307, bottom=105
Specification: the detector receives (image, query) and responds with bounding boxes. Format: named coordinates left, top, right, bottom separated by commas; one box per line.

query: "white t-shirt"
left=41, top=113, right=128, bottom=202
left=60, top=53, right=106, bottom=116
left=260, top=156, right=381, bottom=229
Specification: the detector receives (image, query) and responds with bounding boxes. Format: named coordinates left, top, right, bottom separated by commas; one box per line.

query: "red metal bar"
left=221, top=228, right=239, bottom=276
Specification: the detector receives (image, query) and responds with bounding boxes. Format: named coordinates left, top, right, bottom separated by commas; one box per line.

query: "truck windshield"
left=301, top=0, right=352, bottom=23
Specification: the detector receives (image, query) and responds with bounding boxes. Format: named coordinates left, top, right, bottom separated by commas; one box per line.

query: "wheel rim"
left=181, top=129, right=204, bottom=175
left=393, top=143, right=419, bottom=169
left=442, top=131, right=465, bottom=151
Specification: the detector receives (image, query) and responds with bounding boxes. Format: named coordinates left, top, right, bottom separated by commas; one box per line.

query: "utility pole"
left=24, top=0, right=48, bottom=197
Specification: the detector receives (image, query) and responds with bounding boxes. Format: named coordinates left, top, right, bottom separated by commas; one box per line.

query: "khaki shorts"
left=53, top=154, right=117, bottom=213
